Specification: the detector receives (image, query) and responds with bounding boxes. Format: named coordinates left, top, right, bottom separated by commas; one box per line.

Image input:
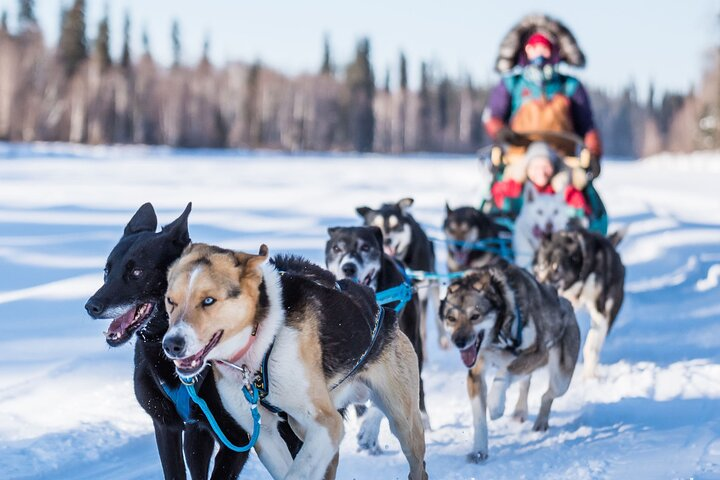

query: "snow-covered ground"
left=0, top=143, right=719, bottom=480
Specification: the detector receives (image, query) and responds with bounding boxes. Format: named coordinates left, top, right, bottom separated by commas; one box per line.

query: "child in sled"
left=491, top=141, right=590, bottom=220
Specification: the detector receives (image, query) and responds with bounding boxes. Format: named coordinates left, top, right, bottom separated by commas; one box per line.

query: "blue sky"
left=1, top=0, right=717, bottom=97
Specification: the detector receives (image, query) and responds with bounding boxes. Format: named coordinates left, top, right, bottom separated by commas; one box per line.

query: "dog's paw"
left=358, top=442, right=384, bottom=456
left=583, top=365, right=599, bottom=380
left=466, top=451, right=488, bottom=464
left=357, top=424, right=381, bottom=454
left=511, top=409, right=527, bottom=423
left=532, top=418, right=549, bottom=432
left=488, top=402, right=505, bottom=421
left=439, top=335, right=451, bottom=350
left=421, top=411, right=431, bottom=430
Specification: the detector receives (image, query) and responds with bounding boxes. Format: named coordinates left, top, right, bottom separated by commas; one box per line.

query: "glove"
left=496, top=127, right=530, bottom=147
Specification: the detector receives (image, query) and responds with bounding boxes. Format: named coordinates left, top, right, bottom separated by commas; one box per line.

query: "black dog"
left=443, top=204, right=511, bottom=272
left=325, top=225, right=427, bottom=452
left=356, top=198, right=440, bottom=351
left=533, top=227, right=626, bottom=378
left=85, top=203, right=260, bottom=479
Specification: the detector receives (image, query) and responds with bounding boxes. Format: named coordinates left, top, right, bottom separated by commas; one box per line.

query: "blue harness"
left=430, top=235, right=514, bottom=261
left=375, top=282, right=413, bottom=312
left=160, top=380, right=195, bottom=424
left=178, top=373, right=262, bottom=453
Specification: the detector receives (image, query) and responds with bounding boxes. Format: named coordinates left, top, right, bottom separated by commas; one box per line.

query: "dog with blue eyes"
left=439, top=261, right=580, bottom=463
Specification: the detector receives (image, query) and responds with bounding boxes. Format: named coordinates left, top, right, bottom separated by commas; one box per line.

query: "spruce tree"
left=418, top=61, right=432, bottom=150
left=384, top=68, right=390, bottom=93
left=245, top=61, right=262, bottom=146
left=438, top=76, right=451, bottom=130
left=171, top=20, right=181, bottom=67
left=202, top=34, right=210, bottom=63
left=142, top=28, right=150, bottom=56
left=320, top=34, right=333, bottom=75
left=59, top=0, right=88, bottom=75
left=95, top=13, right=111, bottom=70
left=18, top=0, right=36, bottom=29
left=121, top=12, right=131, bottom=68
left=346, top=37, right=375, bottom=152
left=1, top=11, right=8, bottom=32
left=399, top=52, right=408, bottom=91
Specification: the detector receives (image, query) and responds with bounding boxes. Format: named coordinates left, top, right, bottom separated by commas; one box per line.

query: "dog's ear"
left=445, top=202, right=452, bottom=215
left=327, top=226, right=341, bottom=237
left=398, top=197, right=414, bottom=213
left=368, top=226, right=384, bottom=250
left=162, top=202, right=192, bottom=246
left=244, top=244, right=269, bottom=272
left=124, top=203, right=157, bottom=236
left=608, top=225, right=628, bottom=248
left=356, top=206, right=372, bottom=219
left=483, top=267, right=507, bottom=307
left=447, top=281, right=462, bottom=295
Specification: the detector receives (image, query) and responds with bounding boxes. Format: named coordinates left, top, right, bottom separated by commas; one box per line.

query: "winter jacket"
left=491, top=179, right=590, bottom=218
left=483, top=66, right=603, bottom=174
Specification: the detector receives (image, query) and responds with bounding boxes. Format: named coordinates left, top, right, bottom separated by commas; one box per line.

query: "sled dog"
left=534, top=227, right=625, bottom=378
left=513, top=184, right=573, bottom=270
left=325, top=225, right=428, bottom=453
left=440, top=262, right=580, bottom=462
left=85, top=204, right=259, bottom=479
left=162, top=244, right=428, bottom=480
left=357, top=198, right=441, bottom=349
left=443, top=204, right=511, bottom=272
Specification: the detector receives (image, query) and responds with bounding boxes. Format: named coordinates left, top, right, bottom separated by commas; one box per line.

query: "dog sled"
left=479, top=130, right=608, bottom=236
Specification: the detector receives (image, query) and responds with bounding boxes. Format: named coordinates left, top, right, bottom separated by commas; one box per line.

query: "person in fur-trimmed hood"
left=483, top=14, right=603, bottom=178
left=491, top=141, right=590, bottom=218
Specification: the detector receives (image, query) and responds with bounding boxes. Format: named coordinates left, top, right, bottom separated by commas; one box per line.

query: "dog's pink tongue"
left=455, top=250, right=469, bottom=265
left=384, top=245, right=396, bottom=256
left=532, top=225, right=545, bottom=239
left=108, top=307, right=137, bottom=335
left=460, top=344, right=478, bottom=368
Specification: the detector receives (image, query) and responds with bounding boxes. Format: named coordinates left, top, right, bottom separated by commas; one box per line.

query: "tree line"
left=0, top=0, right=716, bottom=157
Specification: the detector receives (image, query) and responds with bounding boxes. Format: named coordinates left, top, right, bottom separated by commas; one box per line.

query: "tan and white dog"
left=162, top=243, right=428, bottom=480
left=439, top=262, right=580, bottom=463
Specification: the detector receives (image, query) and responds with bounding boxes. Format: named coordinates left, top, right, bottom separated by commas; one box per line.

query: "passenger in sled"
left=480, top=14, right=608, bottom=235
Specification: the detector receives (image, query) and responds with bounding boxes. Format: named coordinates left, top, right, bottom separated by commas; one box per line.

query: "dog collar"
left=227, top=324, right=258, bottom=365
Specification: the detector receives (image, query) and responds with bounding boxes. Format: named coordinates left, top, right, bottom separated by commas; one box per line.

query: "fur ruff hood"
left=495, top=13, right=586, bottom=73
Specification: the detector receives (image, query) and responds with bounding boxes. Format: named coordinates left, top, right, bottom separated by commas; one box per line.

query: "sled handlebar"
left=482, top=130, right=592, bottom=171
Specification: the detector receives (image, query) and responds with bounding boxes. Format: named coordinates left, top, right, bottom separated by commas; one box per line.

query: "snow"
left=0, top=143, right=719, bottom=479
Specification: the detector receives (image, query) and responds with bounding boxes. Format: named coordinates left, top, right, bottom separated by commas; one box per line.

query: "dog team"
left=85, top=178, right=625, bottom=479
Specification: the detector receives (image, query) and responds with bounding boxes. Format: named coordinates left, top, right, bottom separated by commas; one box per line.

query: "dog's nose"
left=453, top=335, right=472, bottom=349
left=342, top=263, right=358, bottom=277
left=85, top=298, right=104, bottom=317
left=162, top=335, right=186, bottom=358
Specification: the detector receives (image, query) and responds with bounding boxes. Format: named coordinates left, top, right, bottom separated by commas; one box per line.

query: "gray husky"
left=439, top=262, right=580, bottom=462
left=534, top=228, right=625, bottom=378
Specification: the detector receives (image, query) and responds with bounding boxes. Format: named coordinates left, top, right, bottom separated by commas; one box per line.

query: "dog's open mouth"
left=384, top=245, right=396, bottom=257
left=451, top=247, right=470, bottom=265
left=104, top=303, right=155, bottom=346
left=173, top=330, right=223, bottom=377
left=362, top=269, right=376, bottom=286
left=459, top=332, right=484, bottom=368
left=532, top=224, right=553, bottom=240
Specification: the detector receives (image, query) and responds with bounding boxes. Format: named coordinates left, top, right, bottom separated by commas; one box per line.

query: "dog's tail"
left=607, top=225, right=628, bottom=248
